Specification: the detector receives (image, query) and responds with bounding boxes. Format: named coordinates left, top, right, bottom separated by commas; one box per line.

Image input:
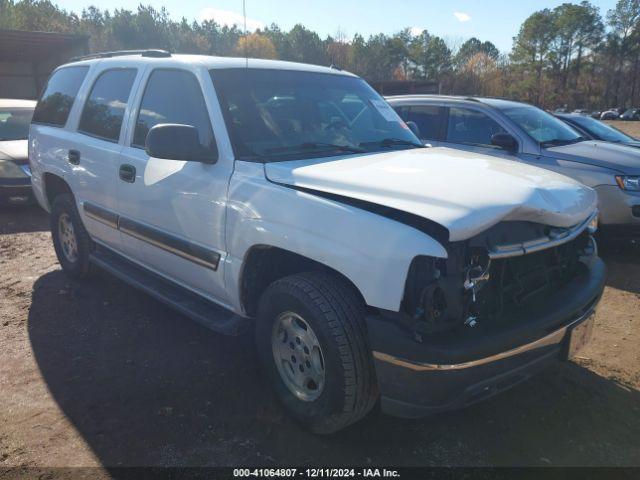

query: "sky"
left=55, top=0, right=620, bottom=53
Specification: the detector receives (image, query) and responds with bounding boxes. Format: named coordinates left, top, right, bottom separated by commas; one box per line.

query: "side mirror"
left=405, top=121, right=421, bottom=138
left=145, top=124, right=217, bottom=163
left=491, top=132, right=518, bottom=152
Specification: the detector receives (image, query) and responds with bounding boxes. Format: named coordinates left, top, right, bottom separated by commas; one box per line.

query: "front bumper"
left=0, top=178, right=33, bottom=204
left=0, top=161, right=33, bottom=204
left=366, top=257, right=605, bottom=418
left=595, top=185, right=640, bottom=236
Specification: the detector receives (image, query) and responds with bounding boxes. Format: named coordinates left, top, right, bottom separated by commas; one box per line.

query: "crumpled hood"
left=0, top=140, right=28, bottom=161
left=265, top=147, right=597, bottom=241
left=545, top=140, right=640, bottom=174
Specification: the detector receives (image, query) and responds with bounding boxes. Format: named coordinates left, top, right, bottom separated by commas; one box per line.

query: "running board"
left=90, top=246, right=249, bottom=336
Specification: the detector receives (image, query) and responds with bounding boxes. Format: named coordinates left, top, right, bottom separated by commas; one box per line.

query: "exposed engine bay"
left=401, top=219, right=597, bottom=340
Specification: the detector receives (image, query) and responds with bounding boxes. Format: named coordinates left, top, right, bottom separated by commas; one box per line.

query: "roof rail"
left=71, top=49, right=171, bottom=62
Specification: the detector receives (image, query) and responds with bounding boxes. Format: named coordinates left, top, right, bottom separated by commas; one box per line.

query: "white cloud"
left=453, top=11, right=471, bottom=22
left=410, top=26, right=426, bottom=36
left=198, top=8, right=264, bottom=31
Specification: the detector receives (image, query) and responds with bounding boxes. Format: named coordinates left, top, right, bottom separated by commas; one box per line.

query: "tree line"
left=1, top=0, right=639, bottom=110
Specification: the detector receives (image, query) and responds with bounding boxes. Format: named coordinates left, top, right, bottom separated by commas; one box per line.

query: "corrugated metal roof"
left=0, top=29, right=88, bottom=61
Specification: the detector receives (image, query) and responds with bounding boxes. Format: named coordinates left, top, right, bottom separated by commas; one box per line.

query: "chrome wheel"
left=272, top=311, right=326, bottom=402
left=58, top=213, right=78, bottom=263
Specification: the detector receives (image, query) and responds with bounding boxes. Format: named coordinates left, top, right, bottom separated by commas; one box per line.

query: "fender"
left=224, top=162, right=448, bottom=313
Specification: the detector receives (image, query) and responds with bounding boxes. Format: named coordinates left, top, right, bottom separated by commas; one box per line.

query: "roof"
left=385, top=94, right=528, bottom=110
left=554, top=113, right=588, bottom=118
left=479, top=97, right=528, bottom=109
left=65, top=53, right=356, bottom=77
left=0, top=99, right=37, bottom=109
left=0, top=29, right=88, bottom=61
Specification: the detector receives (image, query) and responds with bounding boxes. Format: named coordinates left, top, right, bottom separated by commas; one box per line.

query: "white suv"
left=30, top=50, right=605, bottom=433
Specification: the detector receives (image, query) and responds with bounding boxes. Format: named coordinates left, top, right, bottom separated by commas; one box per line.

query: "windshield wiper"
left=361, top=138, right=425, bottom=149
left=541, top=136, right=586, bottom=147
left=264, top=142, right=365, bottom=155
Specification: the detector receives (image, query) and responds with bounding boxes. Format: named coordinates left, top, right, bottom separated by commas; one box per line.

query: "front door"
left=440, top=106, right=519, bottom=161
left=116, top=67, right=232, bottom=305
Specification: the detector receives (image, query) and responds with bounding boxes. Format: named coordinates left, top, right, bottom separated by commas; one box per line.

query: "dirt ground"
left=1, top=190, right=640, bottom=471
left=605, top=119, right=640, bottom=138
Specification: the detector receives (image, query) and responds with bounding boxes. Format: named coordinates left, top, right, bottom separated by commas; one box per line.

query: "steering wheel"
left=324, top=118, right=349, bottom=131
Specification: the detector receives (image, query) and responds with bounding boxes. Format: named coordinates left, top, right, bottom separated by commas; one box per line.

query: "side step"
left=90, top=246, right=250, bottom=336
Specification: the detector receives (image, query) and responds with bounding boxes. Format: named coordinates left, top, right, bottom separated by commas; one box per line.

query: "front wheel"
left=256, top=271, right=378, bottom=434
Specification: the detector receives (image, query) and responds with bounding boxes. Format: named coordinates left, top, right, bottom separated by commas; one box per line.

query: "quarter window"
left=133, top=69, right=216, bottom=155
left=446, top=107, right=507, bottom=147
left=79, top=69, right=137, bottom=142
left=32, top=66, right=89, bottom=127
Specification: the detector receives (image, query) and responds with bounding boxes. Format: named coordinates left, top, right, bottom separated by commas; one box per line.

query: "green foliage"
left=1, top=0, right=639, bottom=109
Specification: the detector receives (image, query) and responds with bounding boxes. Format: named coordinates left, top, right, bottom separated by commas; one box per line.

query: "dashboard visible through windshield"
left=210, top=68, right=422, bottom=162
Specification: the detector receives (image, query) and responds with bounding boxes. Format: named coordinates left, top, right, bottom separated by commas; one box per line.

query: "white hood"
left=0, top=140, right=28, bottom=161
left=265, top=147, right=597, bottom=241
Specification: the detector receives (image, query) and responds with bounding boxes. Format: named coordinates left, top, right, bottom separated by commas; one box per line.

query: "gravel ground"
left=1, top=200, right=639, bottom=474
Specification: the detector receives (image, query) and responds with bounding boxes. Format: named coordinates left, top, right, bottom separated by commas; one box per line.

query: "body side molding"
left=82, top=201, right=221, bottom=270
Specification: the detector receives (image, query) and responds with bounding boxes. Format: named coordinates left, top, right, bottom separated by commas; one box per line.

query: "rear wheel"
left=256, top=271, right=378, bottom=434
left=50, top=193, right=94, bottom=279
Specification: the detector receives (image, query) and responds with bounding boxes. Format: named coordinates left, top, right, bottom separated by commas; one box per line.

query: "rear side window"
left=79, top=69, right=137, bottom=142
left=395, top=105, right=445, bottom=141
left=446, top=107, right=507, bottom=147
left=32, top=66, right=89, bottom=127
left=132, top=69, right=216, bottom=155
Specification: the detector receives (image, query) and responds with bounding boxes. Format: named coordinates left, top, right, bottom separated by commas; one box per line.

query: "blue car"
left=555, top=113, right=640, bottom=149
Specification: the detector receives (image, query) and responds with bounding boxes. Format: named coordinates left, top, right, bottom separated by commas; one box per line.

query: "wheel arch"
left=239, top=244, right=367, bottom=318
left=43, top=172, right=73, bottom=209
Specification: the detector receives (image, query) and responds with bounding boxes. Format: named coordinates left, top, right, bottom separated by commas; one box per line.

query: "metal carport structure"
left=0, top=29, right=88, bottom=99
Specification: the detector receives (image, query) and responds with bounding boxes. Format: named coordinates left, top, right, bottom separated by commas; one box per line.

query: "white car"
left=30, top=50, right=605, bottom=433
left=1, top=98, right=36, bottom=204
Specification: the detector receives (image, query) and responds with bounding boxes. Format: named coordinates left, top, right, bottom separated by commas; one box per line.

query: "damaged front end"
left=400, top=211, right=599, bottom=341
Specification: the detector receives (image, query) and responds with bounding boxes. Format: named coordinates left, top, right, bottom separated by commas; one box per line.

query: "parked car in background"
left=600, top=109, right=620, bottom=120
left=590, top=111, right=601, bottom=119
left=555, top=113, right=640, bottom=149
left=573, top=109, right=589, bottom=114
left=0, top=99, right=36, bottom=204
left=29, top=52, right=604, bottom=432
left=388, top=95, right=640, bottom=236
left=620, top=108, right=640, bottom=121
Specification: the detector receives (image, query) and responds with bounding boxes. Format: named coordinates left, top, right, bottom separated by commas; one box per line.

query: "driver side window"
left=133, top=69, right=216, bottom=156
left=446, top=107, right=506, bottom=147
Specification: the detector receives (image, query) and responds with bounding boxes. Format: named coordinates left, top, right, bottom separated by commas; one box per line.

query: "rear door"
left=116, top=66, right=233, bottom=305
left=393, top=104, right=446, bottom=146
left=67, top=65, right=141, bottom=250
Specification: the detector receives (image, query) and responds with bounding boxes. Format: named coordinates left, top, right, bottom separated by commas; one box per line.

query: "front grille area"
left=473, top=230, right=590, bottom=320
left=401, top=226, right=593, bottom=335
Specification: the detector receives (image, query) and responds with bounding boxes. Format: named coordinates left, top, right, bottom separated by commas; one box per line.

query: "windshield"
left=569, top=116, right=634, bottom=143
left=0, top=108, right=34, bottom=141
left=501, top=105, right=584, bottom=147
left=210, top=69, right=422, bottom=162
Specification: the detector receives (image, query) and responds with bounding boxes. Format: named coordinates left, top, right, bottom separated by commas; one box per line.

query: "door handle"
left=68, top=150, right=80, bottom=165
left=119, top=164, right=136, bottom=183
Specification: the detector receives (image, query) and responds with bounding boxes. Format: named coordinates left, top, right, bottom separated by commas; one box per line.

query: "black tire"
left=50, top=193, right=94, bottom=279
left=256, top=271, right=378, bottom=434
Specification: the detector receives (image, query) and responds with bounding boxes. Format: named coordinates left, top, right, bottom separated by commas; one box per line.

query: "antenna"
left=243, top=0, right=248, bottom=67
